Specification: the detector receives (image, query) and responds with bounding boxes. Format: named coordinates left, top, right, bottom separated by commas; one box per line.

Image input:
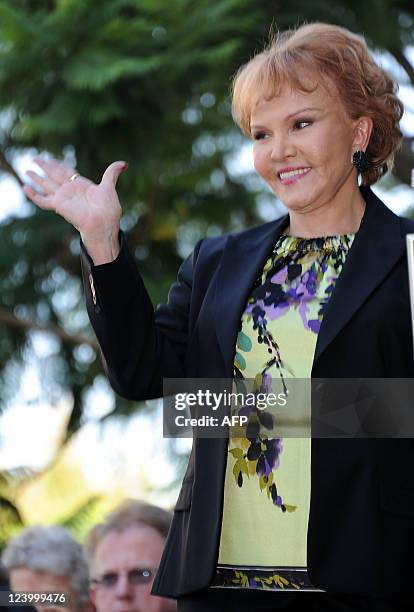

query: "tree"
left=0, top=0, right=412, bottom=439
left=0, top=0, right=262, bottom=435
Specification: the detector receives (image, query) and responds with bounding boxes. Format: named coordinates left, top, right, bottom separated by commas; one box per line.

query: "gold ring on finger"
left=68, top=172, right=80, bottom=182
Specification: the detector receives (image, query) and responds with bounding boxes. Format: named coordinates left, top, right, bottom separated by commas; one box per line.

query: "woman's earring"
left=352, top=150, right=368, bottom=173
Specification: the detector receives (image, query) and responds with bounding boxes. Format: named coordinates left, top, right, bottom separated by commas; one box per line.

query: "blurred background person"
left=2, top=525, right=92, bottom=612
left=0, top=564, right=35, bottom=612
left=85, top=499, right=176, bottom=612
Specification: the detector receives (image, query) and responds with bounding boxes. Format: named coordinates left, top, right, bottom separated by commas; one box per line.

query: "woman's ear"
left=353, top=116, right=373, bottom=151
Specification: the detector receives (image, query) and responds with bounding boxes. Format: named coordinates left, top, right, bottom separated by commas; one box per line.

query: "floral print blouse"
left=212, top=233, right=355, bottom=591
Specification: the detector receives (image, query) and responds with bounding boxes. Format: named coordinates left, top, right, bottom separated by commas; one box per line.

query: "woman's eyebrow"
left=251, top=106, right=323, bottom=129
left=285, top=106, right=322, bottom=119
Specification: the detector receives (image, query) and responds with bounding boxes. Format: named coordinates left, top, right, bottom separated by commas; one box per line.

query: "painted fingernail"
left=122, top=163, right=128, bottom=171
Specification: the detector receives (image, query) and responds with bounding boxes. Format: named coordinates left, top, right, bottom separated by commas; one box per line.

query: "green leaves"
left=284, top=504, right=297, bottom=513
left=230, top=448, right=249, bottom=487
left=234, top=351, right=246, bottom=371
left=237, top=330, right=252, bottom=352
left=0, top=0, right=262, bottom=429
left=259, top=470, right=273, bottom=495
left=229, top=447, right=244, bottom=460
left=232, top=570, right=249, bottom=587
left=0, top=0, right=412, bottom=444
left=64, top=51, right=165, bottom=91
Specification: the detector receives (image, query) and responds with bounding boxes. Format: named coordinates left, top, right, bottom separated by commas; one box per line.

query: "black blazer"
left=81, top=186, right=414, bottom=603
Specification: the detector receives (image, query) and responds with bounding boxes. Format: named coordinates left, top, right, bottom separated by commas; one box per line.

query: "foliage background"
left=0, top=0, right=413, bottom=544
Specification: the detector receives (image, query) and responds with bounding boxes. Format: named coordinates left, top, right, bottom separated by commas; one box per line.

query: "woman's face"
left=251, top=78, right=367, bottom=214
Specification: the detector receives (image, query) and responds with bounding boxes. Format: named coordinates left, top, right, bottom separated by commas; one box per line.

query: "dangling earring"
left=352, top=150, right=368, bottom=173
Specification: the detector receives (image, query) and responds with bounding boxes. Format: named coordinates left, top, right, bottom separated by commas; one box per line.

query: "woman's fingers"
left=24, top=157, right=126, bottom=222
left=34, top=156, right=75, bottom=185
left=23, top=185, right=55, bottom=210
left=26, top=170, right=59, bottom=196
left=101, top=161, right=128, bottom=188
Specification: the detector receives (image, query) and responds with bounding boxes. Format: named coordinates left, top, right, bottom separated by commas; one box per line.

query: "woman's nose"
left=270, top=136, right=295, bottom=161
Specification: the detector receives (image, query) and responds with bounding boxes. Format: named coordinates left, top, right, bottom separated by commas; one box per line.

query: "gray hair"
left=2, top=525, right=89, bottom=607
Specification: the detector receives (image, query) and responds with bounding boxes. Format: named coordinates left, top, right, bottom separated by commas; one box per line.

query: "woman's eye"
left=294, top=120, right=312, bottom=130
left=253, top=132, right=267, bottom=140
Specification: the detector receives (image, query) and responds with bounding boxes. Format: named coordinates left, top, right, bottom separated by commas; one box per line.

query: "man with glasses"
left=85, top=499, right=176, bottom=612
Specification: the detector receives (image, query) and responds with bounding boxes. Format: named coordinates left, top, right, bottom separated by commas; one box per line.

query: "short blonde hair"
left=85, top=499, right=172, bottom=564
left=231, top=22, right=404, bottom=185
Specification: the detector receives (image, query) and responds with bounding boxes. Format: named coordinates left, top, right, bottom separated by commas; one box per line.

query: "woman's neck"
left=285, top=186, right=366, bottom=238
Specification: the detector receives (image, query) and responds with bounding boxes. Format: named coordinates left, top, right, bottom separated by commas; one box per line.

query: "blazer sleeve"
left=80, top=230, right=202, bottom=401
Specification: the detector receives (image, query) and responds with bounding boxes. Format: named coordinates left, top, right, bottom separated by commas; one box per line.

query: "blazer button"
left=88, top=273, right=97, bottom=306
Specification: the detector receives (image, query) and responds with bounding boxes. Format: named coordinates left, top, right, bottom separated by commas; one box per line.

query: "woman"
left=24, top=22, right=414, bottom=612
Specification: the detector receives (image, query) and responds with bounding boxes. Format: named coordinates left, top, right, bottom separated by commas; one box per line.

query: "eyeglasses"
left=91, top=568, right=157, bottom=589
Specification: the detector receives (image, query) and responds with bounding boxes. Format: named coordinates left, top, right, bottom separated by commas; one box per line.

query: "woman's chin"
left=278, top=196, right=316, bottom=213
left=272, top=184, right=316, bottom=210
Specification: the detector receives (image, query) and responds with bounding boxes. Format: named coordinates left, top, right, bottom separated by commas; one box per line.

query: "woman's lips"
left=278, top=167, right=311, bottom=185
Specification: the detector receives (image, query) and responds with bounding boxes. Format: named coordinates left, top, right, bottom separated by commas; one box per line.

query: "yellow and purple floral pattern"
left=214, top=233, right=354, bottom=591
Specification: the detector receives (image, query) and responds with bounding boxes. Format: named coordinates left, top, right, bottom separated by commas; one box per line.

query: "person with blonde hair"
left=85, top=499, right=175, bottom=612
left=24, top=21, right=413, bottom=612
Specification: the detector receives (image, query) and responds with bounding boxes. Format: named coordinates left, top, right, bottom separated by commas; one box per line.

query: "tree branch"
left=0, top=148, right=23, bottom=186
left=389, top=48, right=414, bottom=86
left=393, top=136, right=414, bottom=187
left=0, top=306, right=99, bottom=349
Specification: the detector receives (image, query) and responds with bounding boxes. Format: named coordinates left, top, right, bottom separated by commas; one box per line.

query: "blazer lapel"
left=214, top=214, right=289, bottom=374
left=196, top=214, right=289, bottom=556
left=212, top=186, right=405, bottom=373
left=313, top=186, right=406, bottom=364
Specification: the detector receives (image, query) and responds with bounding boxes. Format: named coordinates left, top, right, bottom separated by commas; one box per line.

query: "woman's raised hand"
left=24, top=157, right=128, bottom=264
